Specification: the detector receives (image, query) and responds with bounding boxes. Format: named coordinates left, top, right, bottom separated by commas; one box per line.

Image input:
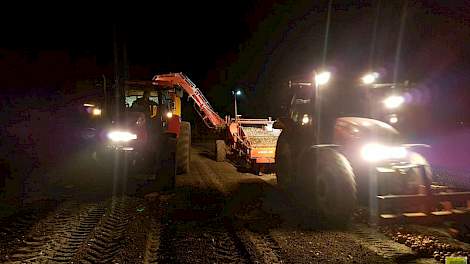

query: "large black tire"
left=299, top=148, right=357, bottom=225
left=215, top=140, right=226, bottom=162
left=275, top=131, right=295, bottom=190
left=176, top=121, right=191, bottom=174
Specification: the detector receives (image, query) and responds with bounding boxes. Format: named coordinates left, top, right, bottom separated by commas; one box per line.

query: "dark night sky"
left=2, top=1, right=469, bottom=82
left=0, top=1, right=263, bottom=83
left=2, top=0, right=470, bottom=128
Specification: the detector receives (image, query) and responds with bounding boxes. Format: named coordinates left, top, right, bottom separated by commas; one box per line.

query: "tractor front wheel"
left=300, top=148, right=357, bottom=226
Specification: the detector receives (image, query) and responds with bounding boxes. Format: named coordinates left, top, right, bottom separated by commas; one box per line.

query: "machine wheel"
left=301, top=148, right=357, bottom=225
left=215, top=140, right=226, bottom=162
left=176, top=121, right=191, bottom=174
left=275, top=131, right=294, bottom=190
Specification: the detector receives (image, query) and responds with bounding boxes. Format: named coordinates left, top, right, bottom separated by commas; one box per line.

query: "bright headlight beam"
left=301, top=114, right=309, bottom=125
left=383, top=95, right=405, bottom=109
left=92, top=108, right=102, bottom=116
left=314, top=71, right=331, bottom=86
left=107, top=131, right=137, bottom=142
left=361, top=72, right=379, bottom=85
left=361, top=143, right=407, bottom=162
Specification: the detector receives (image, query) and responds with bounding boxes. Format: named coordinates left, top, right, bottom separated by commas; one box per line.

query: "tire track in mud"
left=72, top=197, right=135, bottom=263
left=157, top=217, right=252, bottom=263
left=175, top=154, right=282, bottom=263
left=224, top=219, right=283, bottom=264
left=5, top=196, right=164, bottom=263
left=141, top=218, right=161, bottom=264
left=0, top=208, right=51, bottom=262
left=4, top=201, right=87, bottom=263
left=48, top=204, right=105, bottom=262
left=350, top=224, right=418, bottom=262
left=151, top=156, right=254, bottom=263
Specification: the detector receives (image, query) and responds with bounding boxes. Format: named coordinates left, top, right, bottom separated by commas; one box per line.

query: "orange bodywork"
left=152, top=72, right=281, bottom=170
left=152, top=73, right=225, bottom=129
left=166, top=114, right=181, bottom=137
left=250, top=147, right=276, bottom=163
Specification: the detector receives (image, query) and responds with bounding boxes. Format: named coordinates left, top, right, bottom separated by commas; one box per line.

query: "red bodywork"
left=166, top=114, right=181, bottom=137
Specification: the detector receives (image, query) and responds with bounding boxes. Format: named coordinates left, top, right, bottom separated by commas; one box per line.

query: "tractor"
left=275, top=72, right=470, bottom=225
left=82, top=76, right=191, bottom=191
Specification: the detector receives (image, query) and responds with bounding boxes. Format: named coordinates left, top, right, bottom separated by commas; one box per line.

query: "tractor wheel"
left=156, top=136, right=176, bottom=191
left=176, top=121, right=191, bottom=174
left=215, top=140, right=226, bottom=162
left=275, top=131, right=295, bottom=190
left=301, top=148, right=357, bottom=225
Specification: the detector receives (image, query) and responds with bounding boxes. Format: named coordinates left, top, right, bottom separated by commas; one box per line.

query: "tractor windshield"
left=125, top=90, right=159, bottom=108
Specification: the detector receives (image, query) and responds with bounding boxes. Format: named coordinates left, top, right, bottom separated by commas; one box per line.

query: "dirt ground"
left=0, top=142, right=466, bottom=263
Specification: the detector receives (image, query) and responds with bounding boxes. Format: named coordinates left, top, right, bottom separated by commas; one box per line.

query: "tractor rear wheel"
left=300, top=148, right=357, bottom=225
left=215, top=140, right=226, bottom=162
left=275, top=131, right=294, bottom=190
left=176, top=121, right=191, bottom=174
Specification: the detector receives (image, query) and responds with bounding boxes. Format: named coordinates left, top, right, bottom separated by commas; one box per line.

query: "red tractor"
left=275, top=74, right=470, bottom=225
left=84, top=76, right=191, bottom=191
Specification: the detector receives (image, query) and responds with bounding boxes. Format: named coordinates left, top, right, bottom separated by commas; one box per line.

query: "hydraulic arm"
left=152, top=73, right=226, bottom=129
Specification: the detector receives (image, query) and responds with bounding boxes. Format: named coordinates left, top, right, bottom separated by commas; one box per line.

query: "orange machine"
left=152, top=72, right=281, bottom=174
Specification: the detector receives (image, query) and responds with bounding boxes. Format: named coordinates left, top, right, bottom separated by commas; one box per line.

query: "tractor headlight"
left=383, top=95, right=404, bottom=109
left=361, top=143, right=407, bottom=162
left=301, top=114, right=310, bottom=125
left=107, top=131, right=137, bottom=142
left=92, top=108, right=102, bottom=116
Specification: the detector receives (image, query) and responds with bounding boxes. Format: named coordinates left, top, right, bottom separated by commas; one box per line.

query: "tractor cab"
left=124, top=81, right=183, bottom=138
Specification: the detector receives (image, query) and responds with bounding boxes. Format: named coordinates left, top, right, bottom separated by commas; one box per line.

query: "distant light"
left=383, top=95, right=405, bottom=109
left=361, top=72, right=379, bottom=85
left=166, top=111, right=173, bottom=118
left=92, top=108, right=102, bottom=116
left=83, top=103, right=95, bottom=107
left=389, top=116, right=398, bottom=124
left=314, top=71, right=331, bottom=86
left=301, top=114, right=310, bottom=125
left=236, top=90, right=242, bottom=96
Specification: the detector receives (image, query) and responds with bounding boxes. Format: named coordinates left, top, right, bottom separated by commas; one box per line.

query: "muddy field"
left=0, top=143, right=468, bottom=263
